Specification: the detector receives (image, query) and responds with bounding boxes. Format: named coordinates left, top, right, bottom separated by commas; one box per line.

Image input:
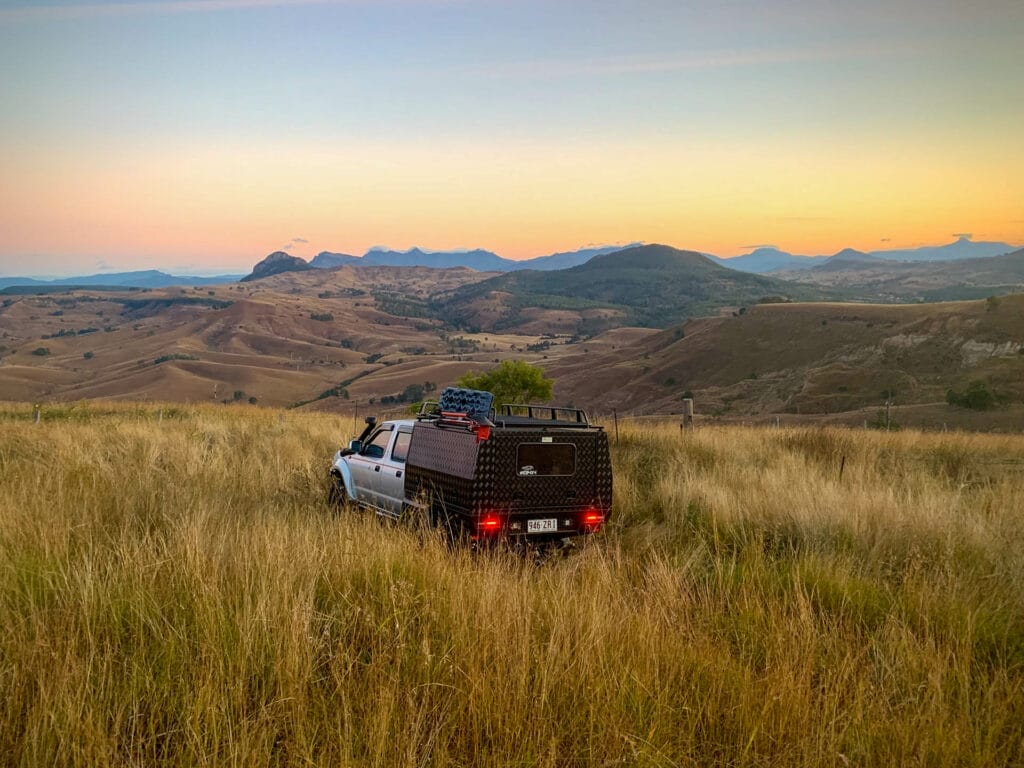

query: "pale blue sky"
left=1, top=0, right=1022, bottom=273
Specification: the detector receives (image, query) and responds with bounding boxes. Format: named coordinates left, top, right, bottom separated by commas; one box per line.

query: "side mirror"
left=348, top=439, right=362, bottom=453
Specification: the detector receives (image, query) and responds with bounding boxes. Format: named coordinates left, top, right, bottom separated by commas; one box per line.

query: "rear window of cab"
left=517, top=443, right=576, bottom=476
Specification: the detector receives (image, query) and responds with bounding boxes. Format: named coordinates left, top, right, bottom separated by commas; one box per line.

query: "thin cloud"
left=952, top=232, right=973, bottom=240
left=0, top=0, right=441, bottom=24
left=473, top=40, right=918, bottom=80
left=280, top=236, right=310, bottom=251
left=880, top=238, right=891, bottom=242
left=582, top=241, right=641, bottom=249
left=741, top=244, right=778, bottom=250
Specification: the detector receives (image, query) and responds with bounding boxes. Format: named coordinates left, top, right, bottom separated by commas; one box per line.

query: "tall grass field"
left=2, top=402, right=1023, bottom=766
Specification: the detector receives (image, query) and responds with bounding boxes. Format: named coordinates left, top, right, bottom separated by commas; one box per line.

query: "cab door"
left=376, top=427, right=412, bottom=516
left=346, top=425, right=393, bottom=507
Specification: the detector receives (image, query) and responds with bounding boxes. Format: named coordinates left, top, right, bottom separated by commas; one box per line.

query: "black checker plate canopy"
left=405, top=421, right=613, bottom=520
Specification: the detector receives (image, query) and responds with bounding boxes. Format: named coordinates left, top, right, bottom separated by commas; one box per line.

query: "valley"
left=2, top=244, right=1022, bottom=430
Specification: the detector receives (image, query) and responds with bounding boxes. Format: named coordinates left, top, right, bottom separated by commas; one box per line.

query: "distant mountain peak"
left=585, top=244, right=720, bottom=271
left=310, top=251, right=358, bottom=269
left=241, top=251, right=313, bottom=282
left=831, top=248, right=870, bottom=259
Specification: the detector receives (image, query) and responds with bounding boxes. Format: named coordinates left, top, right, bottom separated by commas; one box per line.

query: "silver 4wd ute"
left=329, top=387, right=613, bottom=543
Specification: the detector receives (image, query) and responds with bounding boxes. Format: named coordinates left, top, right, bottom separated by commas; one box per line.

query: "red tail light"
left=582, top=509, right=605, bottom=528
left=477, top=514, right=503, bottom=533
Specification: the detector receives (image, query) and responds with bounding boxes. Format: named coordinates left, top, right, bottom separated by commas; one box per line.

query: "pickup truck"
left=329, top=387, right=613, bottom=543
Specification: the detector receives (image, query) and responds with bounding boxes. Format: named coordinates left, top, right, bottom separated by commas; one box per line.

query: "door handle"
left=396, top=470, right=402, bottom=478
left=374, top=466, right=381, bottom=472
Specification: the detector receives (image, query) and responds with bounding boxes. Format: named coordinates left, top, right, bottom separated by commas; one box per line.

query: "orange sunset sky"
left=1, top=0, right=1022, bottom=274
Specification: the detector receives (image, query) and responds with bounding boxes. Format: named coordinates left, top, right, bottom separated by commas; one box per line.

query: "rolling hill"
left=2, top=253, right=1023, bottom=430
left=778, top=247, right=1024, bottom=302
left=545, top=293, right=1024, bottom=427
left=442, top=244, right=830, bottom=331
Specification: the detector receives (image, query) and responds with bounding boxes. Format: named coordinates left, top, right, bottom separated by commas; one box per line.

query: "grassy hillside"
left=547, top=293, right=1024, bottom=418
left=444, top=244, right=830, bottom=330
left=2, top=266, right=1022, bottom=429
left=0, top=268, right=514, bottom=409
left=2, top=402, right=1023, bottom=766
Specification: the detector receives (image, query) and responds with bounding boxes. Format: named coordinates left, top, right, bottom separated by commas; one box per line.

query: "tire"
left=327, top=472, right=346, bottom=507
left=428, top=502, right=463, bottom=545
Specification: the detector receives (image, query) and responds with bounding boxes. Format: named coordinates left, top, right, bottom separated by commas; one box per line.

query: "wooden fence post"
left=681, top=398, right=694, bottom=430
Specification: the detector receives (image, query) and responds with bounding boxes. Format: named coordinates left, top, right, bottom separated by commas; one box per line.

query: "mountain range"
left=308, top=244, right=634, bottom=272
left=2, top=237, right=1018, bottom=291
left=713, top=236, right=1016, bottom=274
left=0, top=270, right=242, bottom=291
left=288, top=236, right=1021, bottom=280
left=777, top=246, right=1024, bottom=303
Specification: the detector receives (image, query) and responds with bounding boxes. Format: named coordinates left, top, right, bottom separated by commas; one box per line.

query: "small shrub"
left=154, top=353, right=199, bottom=365
left=946, top=380, right=999, bottom=411
left=311, top=312, right=335, bottom=322
left=31, top=347, right=50, bottom=356
left=83, top=351, right=94, bottom=360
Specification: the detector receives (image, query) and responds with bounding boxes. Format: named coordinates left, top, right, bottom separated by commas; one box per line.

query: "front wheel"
left=326, top=472, right=346, bottom=507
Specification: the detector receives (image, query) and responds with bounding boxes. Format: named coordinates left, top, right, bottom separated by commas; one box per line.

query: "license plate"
left=527, top=518, right=558, bottom=533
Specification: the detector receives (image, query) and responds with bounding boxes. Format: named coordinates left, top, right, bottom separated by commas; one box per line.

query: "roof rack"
left=496, top=404, right=592, bottom=426
left=418, top=400, right=597, bottom=430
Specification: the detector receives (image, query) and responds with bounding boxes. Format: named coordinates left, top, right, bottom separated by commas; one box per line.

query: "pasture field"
left=1, top=401, right=1023, bottom=766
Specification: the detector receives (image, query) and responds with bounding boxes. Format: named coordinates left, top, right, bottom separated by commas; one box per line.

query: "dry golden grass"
left=2, top=402, right=1023, bottom=766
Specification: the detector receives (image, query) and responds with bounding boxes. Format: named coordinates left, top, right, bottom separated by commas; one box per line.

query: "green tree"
left=946, top=380, right=998, bottom=411
left=401, top=383, right=425, bottom=403
left=457, top=360, right=554, bottom=405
